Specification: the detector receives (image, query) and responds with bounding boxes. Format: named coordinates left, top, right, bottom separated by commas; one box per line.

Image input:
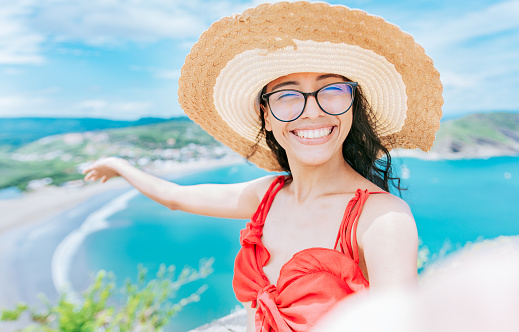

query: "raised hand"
left=83, top=157, right=129, bottom=183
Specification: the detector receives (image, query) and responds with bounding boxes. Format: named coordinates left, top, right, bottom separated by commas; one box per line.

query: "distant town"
left=1, top=112, right=518, bottom=193
left=0, top=118, right=236, bottom=192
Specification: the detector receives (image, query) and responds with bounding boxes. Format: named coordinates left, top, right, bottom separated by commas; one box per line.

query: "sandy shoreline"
left=0, top=157, right=244, bottom=316
left=3, top=151, right=517, bottom=235
left=0, top=157, right=245, bottom=236
left=0, top=178, right=130, bottom=235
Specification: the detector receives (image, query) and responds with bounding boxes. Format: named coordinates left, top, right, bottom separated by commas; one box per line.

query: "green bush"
left=1, top=258, right=214, bottom=332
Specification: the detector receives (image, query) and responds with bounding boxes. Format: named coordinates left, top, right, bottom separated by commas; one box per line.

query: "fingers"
left=82, top=158, right=119, bottom=184
left=84, top=170, right=96, bottom=182
left=84, top=170, right=105, bottom=183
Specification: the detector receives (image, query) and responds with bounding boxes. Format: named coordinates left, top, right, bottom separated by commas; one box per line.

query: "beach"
left=0, top=157, right=245, bottom=330
left=0, top=178, right=130, bottom=235
left=0, top=177, right=132, bottom=331
left=1, top=154, right=518, bottom=331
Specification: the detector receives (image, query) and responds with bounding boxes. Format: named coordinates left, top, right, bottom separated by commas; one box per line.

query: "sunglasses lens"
left=264, top=83, right=355, bottom=122
left=267, top=90, right=305, bottom=121
left=317, top=83, right=354, bottom=115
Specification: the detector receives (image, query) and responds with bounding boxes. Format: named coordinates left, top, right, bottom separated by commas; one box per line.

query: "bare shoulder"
left=242, top=174, right=284, bottom=200
left=356, top=192, right=419, bottom=288
left=364, top=192, right=413, bottom=217
left=357, top=192, right=417, bottom=248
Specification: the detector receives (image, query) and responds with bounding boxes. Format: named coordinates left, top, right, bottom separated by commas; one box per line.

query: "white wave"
left=401, top=164, right=411, bottom=179
left=51, top=189, right=139, bottom=293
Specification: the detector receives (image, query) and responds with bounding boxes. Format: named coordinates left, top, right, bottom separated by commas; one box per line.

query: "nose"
left=301, top=94, right=325, bottom=119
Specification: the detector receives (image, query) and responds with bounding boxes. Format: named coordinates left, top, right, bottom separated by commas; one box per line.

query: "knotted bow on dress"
left=233, top=176, right=386, bottom=332
left=256, top=284, right=286, bottom=331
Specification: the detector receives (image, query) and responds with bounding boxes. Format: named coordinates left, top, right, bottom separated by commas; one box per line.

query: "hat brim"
left=179, top=1, right=443, bottom=172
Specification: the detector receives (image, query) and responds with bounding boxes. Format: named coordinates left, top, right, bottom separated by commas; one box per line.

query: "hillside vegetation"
left=0, top=117, right=172, bottom=149
left=431, top=112, right=519, bottom=157
left=0, top=119, right=227, bottom=191
left=1, top=112, right=518, bottom=192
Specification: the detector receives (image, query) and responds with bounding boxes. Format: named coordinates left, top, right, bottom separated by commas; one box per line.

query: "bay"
left=79, top=156, right=519, bottom=331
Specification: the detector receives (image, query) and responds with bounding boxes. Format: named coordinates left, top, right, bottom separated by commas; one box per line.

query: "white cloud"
left=405, top=1, right=519, bottom=114
left=75, top=99, right=108, bottom=111
left=0, top=0, right=255, bottom=64
left=0, top=0, right=45, bottom=64
left=27, top=0, right=254, bottom=45
left=416, top=0, right=519, bottom=50
left=0, top=96, right=26, bottom=108
left=440, top=63, right=519, bottom=114
left=111, top=101, right=152, bottom=112
left=440, top=71, right=479, bottom=90
left=0, top=95, right=49, bottom=116
left=0, top=95, right=155, bottom=119
left=2, top=0, right=518, bottom=117
left=74, top=99, right=153, bottom=118
left=0, top=95, right=47, bottom=108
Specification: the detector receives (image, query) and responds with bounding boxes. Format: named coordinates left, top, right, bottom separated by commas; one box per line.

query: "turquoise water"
left=396, top=157, right=519, bottom=257
left=80, top=157, right=519, bottom=331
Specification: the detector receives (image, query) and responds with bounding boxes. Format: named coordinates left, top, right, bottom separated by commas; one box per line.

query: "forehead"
left=266, top=72, right=346, bottom=90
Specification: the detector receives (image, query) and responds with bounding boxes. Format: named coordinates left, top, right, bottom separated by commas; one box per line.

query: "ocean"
left=56, top=156, right=519, bottom=331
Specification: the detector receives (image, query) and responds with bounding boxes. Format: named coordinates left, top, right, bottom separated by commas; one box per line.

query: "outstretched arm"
left=83, top=157, right=272, bottom=219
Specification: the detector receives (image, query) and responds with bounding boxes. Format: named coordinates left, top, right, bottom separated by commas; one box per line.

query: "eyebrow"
left=270, top=74, right=347, bottom=92
left=317, top=74, right=346, bottom=81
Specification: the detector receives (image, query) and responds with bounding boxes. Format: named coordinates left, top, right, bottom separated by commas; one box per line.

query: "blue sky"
left=0, top=0, right=518, bottom=120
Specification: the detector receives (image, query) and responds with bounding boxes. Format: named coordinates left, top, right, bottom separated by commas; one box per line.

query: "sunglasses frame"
left=261, top=81, right=358, bottom=122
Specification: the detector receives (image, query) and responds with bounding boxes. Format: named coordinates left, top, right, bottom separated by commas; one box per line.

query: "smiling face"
left=262, top=72, right=353, bottom=169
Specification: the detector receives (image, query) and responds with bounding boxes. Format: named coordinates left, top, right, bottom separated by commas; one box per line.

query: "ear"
left=262, top=104, right=272, bottom=131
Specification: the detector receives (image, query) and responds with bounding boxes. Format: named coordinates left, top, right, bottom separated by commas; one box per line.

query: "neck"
left=285, top=154, right=367, bottom=203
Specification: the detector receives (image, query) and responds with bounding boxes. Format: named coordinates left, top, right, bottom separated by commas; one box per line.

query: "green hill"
left=1, top=112, right=518, bottom=192
left=0, top=119, right=223, bottom=191
left=431, top=112, right=519, bottom=157
left=0, top=117, right=175, bottom=149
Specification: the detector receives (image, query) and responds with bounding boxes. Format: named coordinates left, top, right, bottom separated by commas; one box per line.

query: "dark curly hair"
left=249, top=81, right=403, bottom=194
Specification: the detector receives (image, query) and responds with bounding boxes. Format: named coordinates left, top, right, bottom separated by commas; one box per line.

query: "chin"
left=289, top=152, right=338, bottom=168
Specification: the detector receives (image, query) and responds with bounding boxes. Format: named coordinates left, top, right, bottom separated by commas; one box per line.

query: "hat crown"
left=179, top=1, right=443, bottom=171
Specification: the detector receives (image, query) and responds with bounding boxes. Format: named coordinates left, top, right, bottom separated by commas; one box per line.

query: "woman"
left=83, top=2, right=443, bottom=331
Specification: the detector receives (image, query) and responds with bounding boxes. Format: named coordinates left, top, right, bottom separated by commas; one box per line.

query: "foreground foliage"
left=0, top=259, right=214, bottom=332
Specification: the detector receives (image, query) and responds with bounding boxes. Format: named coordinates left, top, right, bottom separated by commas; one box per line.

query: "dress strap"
left=251, top=175, right=287, bottom=224
left=334, top=190, right=388, bottom=263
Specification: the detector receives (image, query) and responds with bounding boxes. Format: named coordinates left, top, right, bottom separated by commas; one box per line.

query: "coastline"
left=0, top=157, right=245, bottom=321
left=1, top=155, right=518, bottom=331
left=0, top=177, right=130, bottom=235
left=0, top=157, right=245, bottom=237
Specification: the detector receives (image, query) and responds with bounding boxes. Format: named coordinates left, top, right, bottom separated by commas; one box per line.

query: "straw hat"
left=178, top=1, right=443, bottom=171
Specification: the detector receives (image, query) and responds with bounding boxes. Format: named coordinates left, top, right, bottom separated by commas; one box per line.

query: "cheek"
left=340, top=112, right=354, bottom=133
left=265, top=116, right=289, bottom=147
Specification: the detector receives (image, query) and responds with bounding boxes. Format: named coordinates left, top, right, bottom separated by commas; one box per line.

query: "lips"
left=292, top=126, right=334, bottom=139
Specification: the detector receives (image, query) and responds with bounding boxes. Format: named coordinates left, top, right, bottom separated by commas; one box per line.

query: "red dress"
left=233, top=175, right=387, bottom=332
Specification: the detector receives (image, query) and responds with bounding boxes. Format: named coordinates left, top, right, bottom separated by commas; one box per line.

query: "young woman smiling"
left=83, top=2, right=443, bottom=331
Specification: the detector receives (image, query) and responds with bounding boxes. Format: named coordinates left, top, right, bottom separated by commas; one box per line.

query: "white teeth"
left=294, top=127, right=333, bottom=139
left=319, top=129, right=326, bottom=137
